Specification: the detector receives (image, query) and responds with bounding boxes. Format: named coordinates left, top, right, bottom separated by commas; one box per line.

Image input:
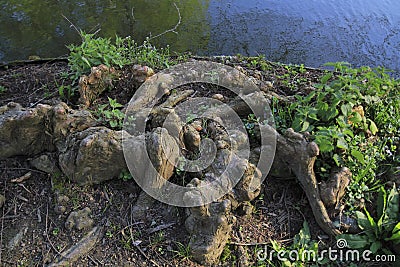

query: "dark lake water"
left=1, top=0, right=400, bottom=74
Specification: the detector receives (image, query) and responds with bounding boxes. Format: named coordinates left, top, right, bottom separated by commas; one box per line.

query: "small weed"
left=243, top=113, right=259, bottom=136
left=153, top=231, right=165, bottom=244
left=339, top=184, right=400, bottom=254
left=58, top=84, right=75, bottom=100
left=119, top=169, right=133, bottom=181
left=67, top=31, right=129, bottom=80
left=173, top=241, right=192, bottom=261
left=96, top=97, right=125, bottom=129
left=220, top=244, right=236, bottom=263
left=105, top=230, right=113, bottom=238
left=276, top=63, right=309, bottom=91
left=0, top=85, right=6, bottom=94
left=246, top=54, right=270, bottom=71
left=52, top=227, right=60, bottom=236
left=258, top=221, right=324, bottom=266
left=67, top=32, right=177, bottom=82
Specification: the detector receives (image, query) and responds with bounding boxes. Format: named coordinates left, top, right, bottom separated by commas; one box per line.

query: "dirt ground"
left=0, top=58, right=353, bottom=266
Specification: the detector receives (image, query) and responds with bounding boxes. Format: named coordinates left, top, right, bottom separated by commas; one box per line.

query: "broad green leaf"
left=349, top=112, right=363, bottom=123
left=340, top=103, right=353, bottom=116
left=308, top=108, right=319, bottom=120
left=300, top=121, right=310, bottom=132
left=333, top=153, right=342, bottom=166
left=338, top=234, right=369, bottom=249
left=303, top=91, right=316, bottom=102
left=392, top=222, right=400, bottom=234
left=364, top=208, right=378, bottom=237
left=377, top=186, right=387, bottom=222
left=356, top=210, right=376, bottom=239
left=81, top=56, right=91, bottom=68
left=385, top=222, right=400, bottom=244
left=336, top=137, right=348, bottom=150
left=384, top=184, right=400, bottom=230
left=351, top=149, right=365, bottom=164
left=342, top=128, right=354, bottom=138
left=324, top=107, right=339, bottom=121
left=321, top=73, right=333, bottom=84
left=369, top=241, right=382, bottom=254
left=315, top=135, right=334, bottom=152
left=368, top=119, right=378, bottom=135
left=300, top=221, right=311, bottom=241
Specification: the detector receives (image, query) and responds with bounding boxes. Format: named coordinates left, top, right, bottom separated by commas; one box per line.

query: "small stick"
left=147, top=222, right=175, bottom=234
left=62, top=14, right=82, bottom=40
left=16, top=194, right=28, bottom=202
left=146, top=3, right=181, bottom=41
left=37, top=208, right=42, bottom=223
left=230, top=238, right=292, bottom=246
left=11, top=172, right=32, bottom=183
left=18, top=183, right=32, bottom=194
left=45, top=204, right=62, bottom=256
left=0, top=192, right=5, bottom=263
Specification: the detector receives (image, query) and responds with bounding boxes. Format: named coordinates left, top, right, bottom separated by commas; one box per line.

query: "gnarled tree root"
left=271, top=127, right=341, bottom=236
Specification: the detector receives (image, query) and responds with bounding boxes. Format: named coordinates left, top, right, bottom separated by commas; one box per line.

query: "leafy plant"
left=0, top=85, right=6, bottom=94
left=96, top=97, right=125, bottom=129
left=276, top=63, right=309, bottom=91
left=150, top=230, right=166, bottom=246
left=58, top=84, right=74, bottom=100
left=338, top=184, right=400, bottom=254
left=67, top=31, right=129, bottom=80
left=52, top=227, right=60, bottom=236
left=67, top=32, right=177, bottom=81
left=173, top=241, right=192, bottom=261
left=243, top=113, right=260, bottom=136
left=259, top=221, right=323, bottom=266
left=246, top=54, right=270, bottom=71
left=220, top=244, right=237, bottom=263
left=119, top=169, right=132, bottom=181
left=272, top=62, right=400, bottom=207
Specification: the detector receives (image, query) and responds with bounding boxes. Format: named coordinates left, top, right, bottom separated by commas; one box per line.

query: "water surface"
left=1, top=0, right=399, bottom=74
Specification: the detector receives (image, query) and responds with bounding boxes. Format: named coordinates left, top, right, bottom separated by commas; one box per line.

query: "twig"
left=147, top=3, right=181, bottom=41
left=37, top=208, right=42, bottom=223
left=16, top=194, right=28, bottom=202
left=45, top=204, right=62, bottom=256
left=62, top=14, right=83, bottom=40
left=126, top=202, right=161, bottom=267
left=18, top=183, right=32, bottom=194
left=119, top=221, right=144, bottom=233
left=230, top=238, right=292, bottom=246
left=87, top=255, right=99, bottom=266
left=11, top=171, right=32, bottom=183
left=29, top=90, right=58, bottom=107
left=147, top=222, right=175, bottom=234
left=0, top=167, right=45, bottom=174
left=0, top=183, right=5, bottom=263
left=2, top=215, right=20, bottom=220
left=230, top=241, right=271, bottom=246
